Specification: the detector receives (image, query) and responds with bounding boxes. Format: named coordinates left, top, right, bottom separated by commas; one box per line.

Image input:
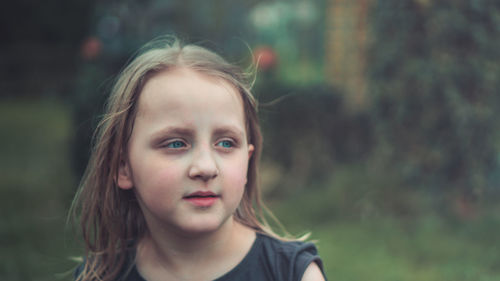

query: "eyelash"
left=216, top=139, right=235, bottom=149
left=161, top=139, right=237, bottom=150
left=166, top=140, right=187, bottom=149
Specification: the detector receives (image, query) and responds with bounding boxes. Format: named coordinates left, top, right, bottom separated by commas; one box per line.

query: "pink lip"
left=183, top=191, right=220, bottom=207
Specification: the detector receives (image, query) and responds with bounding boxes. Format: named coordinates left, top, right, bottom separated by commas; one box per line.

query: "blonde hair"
left=71, top=37, right=285, bottom=281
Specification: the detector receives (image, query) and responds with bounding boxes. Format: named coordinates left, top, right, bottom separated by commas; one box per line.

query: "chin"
left=178, top=215, right=232, bottom=237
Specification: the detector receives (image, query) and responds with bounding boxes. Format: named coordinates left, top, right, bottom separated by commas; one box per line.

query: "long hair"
left=71, top=37, right=284, bottom=281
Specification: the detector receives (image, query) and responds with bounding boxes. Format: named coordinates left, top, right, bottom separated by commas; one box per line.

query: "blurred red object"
left=253, top=46, right=277, bottom=71
left=81, top=36, right=102, bottom=60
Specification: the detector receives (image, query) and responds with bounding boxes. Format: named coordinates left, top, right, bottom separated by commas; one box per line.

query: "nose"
left=188, top=145, right=219, bottom=181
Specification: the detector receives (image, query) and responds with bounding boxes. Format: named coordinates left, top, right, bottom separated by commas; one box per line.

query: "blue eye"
left=217, top=140, right=233, bottom=148
left=167, top=140, right=185, bottom=148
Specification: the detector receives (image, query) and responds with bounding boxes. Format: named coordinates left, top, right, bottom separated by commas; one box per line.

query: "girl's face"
left=117, top=68, right=254, bottom=236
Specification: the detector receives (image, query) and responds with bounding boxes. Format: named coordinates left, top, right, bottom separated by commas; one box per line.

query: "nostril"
left=188, top=151, right=219, bottom=180
left=188, top=164, right=219, bottom=180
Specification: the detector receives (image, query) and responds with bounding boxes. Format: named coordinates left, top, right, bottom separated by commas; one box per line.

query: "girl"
left=72, top=37, right=327, bottom=281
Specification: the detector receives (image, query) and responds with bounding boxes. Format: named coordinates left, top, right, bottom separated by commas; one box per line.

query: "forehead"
left=136, top=67, right=245, bottom=122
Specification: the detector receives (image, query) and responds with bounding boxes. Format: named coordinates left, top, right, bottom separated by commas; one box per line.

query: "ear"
left=117, top=159, right=134, bottom=190
left=248, top=144, right=255, bottom=159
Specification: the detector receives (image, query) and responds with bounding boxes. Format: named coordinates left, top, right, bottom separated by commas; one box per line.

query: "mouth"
left=183, top=191, right=219, bottom=199
left=183, top=191, right=220, bottom=207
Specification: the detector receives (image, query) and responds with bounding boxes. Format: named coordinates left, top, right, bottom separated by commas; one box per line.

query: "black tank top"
left=77, top=233, right=327, bottom=281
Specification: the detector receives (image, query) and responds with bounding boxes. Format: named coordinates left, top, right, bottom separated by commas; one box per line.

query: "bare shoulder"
left=301, top=261, right=326, bottom=281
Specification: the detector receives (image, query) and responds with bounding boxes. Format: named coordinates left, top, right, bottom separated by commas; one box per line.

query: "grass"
left=268, top=171, right=500, bottom=281
left=309, top=217, right=500, bottom=281
left=0, top=98, right=80, bottom=281
left=1, top=98, right=499, bottom=280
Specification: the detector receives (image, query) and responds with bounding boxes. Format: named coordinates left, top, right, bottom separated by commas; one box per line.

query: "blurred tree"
left=258, top=82, right=373, bottom=194
left=367, top=0, right=500, bottom=213
left=325, top=0, right=373, bottom=110
left=0, top=0, right=95, bottom=97
left=248, top=0, right=325, bottom=85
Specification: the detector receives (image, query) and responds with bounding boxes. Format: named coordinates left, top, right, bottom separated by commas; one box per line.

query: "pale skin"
left=117, top=67, right=325, bottom=281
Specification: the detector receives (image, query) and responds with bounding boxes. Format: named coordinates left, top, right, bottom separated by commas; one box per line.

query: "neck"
left=146, top=216, right=236, bottom=259
left=136, top=217, right=255, bottom=280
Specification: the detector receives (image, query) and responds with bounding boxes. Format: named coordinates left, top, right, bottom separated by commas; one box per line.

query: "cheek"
left=223, top=157, right=250, bottom=192
left=132, top=161, right=184, bottom=207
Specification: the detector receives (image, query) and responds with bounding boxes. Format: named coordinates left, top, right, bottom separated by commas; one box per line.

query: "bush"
left=258, top=82, right=373, bottom=193
left=367, top=0, right=500, bottom=200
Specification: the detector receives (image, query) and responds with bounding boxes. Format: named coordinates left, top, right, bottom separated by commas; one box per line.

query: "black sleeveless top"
left=76, top=233, right=327, bottom=281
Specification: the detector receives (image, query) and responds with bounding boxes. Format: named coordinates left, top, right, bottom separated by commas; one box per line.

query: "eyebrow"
left=150, top=126, right=195, bottom=142
left=213, top=125, right=246, bottom=139
left=150, top=125, right=246, bottom=142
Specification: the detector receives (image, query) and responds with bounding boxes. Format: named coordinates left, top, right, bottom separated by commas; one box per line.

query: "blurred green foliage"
left=368, top=0, right=500, bottom=197
left=257, top=83, right=373, bottom=192
left=258, top=0, right=500, bottom=219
